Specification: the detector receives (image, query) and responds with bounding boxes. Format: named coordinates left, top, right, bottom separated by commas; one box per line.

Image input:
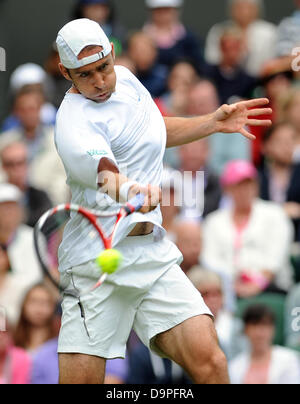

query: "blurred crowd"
left=1, top=0, right=300, bottom=385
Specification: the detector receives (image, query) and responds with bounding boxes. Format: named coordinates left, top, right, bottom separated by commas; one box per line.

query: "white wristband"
left=119, top=181, right=139, bottom=202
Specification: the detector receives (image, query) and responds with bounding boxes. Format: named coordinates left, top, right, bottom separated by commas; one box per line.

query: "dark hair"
left=262, top=121, right=296, bottom=144
left=72, top=0, right=115, bottom=24
left=243, top=304, right=276, bottom=326
left=13, top=283, right=58, bottom=349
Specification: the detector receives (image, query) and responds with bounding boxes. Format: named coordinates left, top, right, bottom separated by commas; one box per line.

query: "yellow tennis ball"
left=95, top=249, right=122, bottom=274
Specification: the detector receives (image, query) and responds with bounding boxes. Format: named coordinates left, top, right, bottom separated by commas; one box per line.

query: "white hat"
left=146, top=0, right=183, bottom=8
left=10, top=63, right=47, bottom=93
left=0, top=184, right=22, bottom=204
left=56, top=19, right=112, bottom=69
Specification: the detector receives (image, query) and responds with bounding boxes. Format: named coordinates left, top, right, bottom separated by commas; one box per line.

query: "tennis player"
left=55, top=19, right=272, bottom=384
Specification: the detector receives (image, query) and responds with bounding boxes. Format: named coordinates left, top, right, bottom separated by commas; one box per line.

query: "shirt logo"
left=87, top=150, right=108, bottom=157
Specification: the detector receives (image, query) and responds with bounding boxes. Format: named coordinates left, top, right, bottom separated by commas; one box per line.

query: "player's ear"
left=59, top=63, right=73, bottom=81
left=110, top=42, right=116, bottom=61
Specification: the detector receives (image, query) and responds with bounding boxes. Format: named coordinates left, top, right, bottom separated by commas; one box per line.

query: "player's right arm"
left=97, top=158, right=161, bottom=214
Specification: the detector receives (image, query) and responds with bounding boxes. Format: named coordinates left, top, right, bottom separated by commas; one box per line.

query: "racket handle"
left=125, top=193, right=145, bottom=214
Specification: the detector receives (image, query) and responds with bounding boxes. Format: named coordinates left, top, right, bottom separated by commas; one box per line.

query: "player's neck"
left=69, top=85, right=80, bottom=95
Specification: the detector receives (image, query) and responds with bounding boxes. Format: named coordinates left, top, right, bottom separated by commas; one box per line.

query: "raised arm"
left=165, top=98, right=272, bottom=148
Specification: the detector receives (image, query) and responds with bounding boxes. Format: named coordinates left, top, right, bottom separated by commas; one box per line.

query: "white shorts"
left=58, top=233, right=212, bottom=359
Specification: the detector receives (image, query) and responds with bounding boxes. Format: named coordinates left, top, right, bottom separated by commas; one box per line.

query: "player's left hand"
left=214, top=98, right=272, bottom=140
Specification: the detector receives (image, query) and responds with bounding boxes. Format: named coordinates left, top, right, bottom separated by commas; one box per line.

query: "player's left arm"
left=165, top=98, right=272, bottom=148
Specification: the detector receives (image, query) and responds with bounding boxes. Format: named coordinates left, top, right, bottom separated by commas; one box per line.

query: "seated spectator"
left=31, top=336, right=127, bottom=384
left=205, top=24, right=257, bottom=105
left=127, top=341, right=190, bottom=384
left=279, top=88, right=300, bottom=164
left=229, top=304, right=300, bottom=384
left=143, top=0, right=205, bottom=71
left=205, top=0, right=278, bottom=76
left=0, top=141, right=52, bottom=227
left=248, top=66, right=293, bottom=166
left=285, top=284, right=300, bottom=351
left=155, top=59, right=199, bottom=118
left=72, top=0, right=126, bottom=55
left=202, top=160, right=294, bottom=298
left=127, top=31, right=168, bottom=97
left=13, top=284, right=58, bottom=357
left=31, top=337, right=59, bottom=384
left=44, top=42, right=73, bottom=109
left=114, top=55, right=137, bottom=75
left=160, top=167, right=181, bottom=238
left=173, top=219, right=202, bottom=274
left=187, top=80, right=250, bottom=176
left=0, top=87, right=69, bottom=204
left=105, top=359, right=128, bottom=384
left=0, top=184, right=42, bottom=325
left=276, top=0, right=300, bottom=57
left=187, top=267, right=246, bottom=360
left=158, top=60, right=199, bottom=168
left=259, top=122, right=300, bottom=240
left=178, top=139, right=222, bottom=218
left=0, top=316, right=31, bottom=384
left=2, top=63, right=56, bottom=131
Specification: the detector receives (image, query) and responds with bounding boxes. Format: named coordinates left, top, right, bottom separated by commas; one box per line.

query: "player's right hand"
left=129, top=184, right=162, bottom=214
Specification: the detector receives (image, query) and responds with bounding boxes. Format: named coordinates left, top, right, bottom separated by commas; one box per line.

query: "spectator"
left=277, top=0, right=300, bottom=57
left=31, top=337, right=59, bottom=384
left=158, top=60, right=199, bottom=168
left=127, top=31, right=168, bottom=97
left=279, top=88, right=300, bottom=164
left=0, top=141, right=52, bottom=227
left=0, top=183, right=42, bottom=325
left=31, top=336, right=127, bottom=384
left=14, top=284, right=58, bottom=357
left=127, top=341, right=190, bottom=384
left=173, top=219, right=202, bottom=274
left=229, top=304, right=300, bottom=384
left=105, top=359, right=128, bottom=384
left=0, top=87, right=69, bottom=204
left=160, top=167, right=180, bottom=238
left=285, top=284, right=300, bottom=351
left=187, top=80, right=250, bottom=176
left=249, top=66, right=293, bottom=166
left=178, top=139, right=222, bottom=219
left=2, top=63, right=56, bottom=131
left=143, top=0, right=205, bottom=71
left=155, top=59, right=199, bottom=117
left=205, top=0, right=278, bottom=76
left=202, top=160, right=294, bottom=298
left=259, top=122, right=300, bottom=240
left=205, top=24, right=257, bottom=105
left=72, top=0, right=126, bottom=56
left=187, top=267, right=246, bottom=360
left=0, top=317, right=31, bottom=384
left=114, top=55, right=137, bottom=75
left=44, top=42, right=72, bottom=109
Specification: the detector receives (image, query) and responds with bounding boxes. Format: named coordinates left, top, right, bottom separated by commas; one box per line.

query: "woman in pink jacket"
left=0, top=320, right=31, bottom=384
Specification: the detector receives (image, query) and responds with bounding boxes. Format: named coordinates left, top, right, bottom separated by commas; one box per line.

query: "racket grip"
left=125, top=193, right=145, bottom=214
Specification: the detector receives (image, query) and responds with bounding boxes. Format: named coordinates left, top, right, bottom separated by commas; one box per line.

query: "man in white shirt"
left=55, top=18, right=272, bottom=384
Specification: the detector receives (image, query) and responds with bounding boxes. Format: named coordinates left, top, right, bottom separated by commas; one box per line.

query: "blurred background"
left=1, top=0, right=300, bottom=385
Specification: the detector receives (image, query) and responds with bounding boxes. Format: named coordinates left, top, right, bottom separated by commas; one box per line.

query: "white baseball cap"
left=146, top=0, right=183, bottom=8
left=56, top=19, right=112, bottom=69
left=10, top=63, right=47, bottom=93
left=0, top=184, right=22, bottom=204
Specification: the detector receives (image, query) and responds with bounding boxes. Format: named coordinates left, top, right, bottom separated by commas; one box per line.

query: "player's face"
left=60, top=45, right=117, bottom=103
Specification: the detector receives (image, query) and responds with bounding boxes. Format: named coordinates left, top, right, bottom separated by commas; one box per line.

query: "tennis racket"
left=33, top=194, right=145, bottom=298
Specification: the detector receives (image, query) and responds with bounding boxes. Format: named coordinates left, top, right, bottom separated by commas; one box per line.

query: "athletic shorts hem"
left=149, top=310, right=213, bottom=359
left=57, top=346, right=126, bottom=360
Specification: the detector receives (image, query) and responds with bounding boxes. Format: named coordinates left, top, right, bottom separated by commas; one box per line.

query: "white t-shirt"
left=55, top=66, right=167, bottom=272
